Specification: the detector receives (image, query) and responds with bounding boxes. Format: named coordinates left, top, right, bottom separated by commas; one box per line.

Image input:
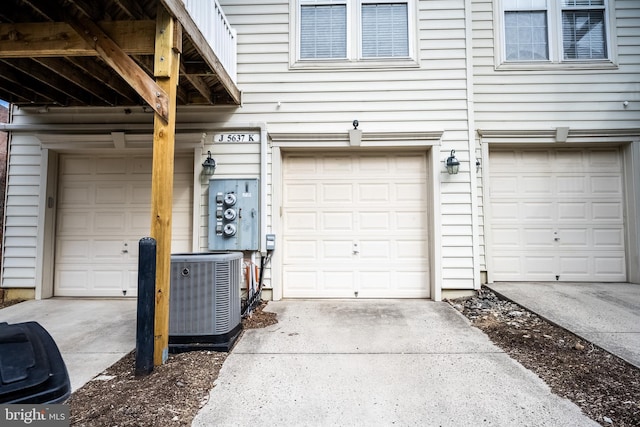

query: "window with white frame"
left=501, top=0, right=610, bottom=64
left=298, top=0, right=413, bottom=62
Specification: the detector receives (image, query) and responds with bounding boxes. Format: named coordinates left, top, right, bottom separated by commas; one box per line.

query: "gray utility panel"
left=208, top=178, right=259, bottom=251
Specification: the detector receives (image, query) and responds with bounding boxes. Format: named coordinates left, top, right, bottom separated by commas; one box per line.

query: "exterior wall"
left=472, top=0, right=640, bottom=281
left=472, top=0, right=640, bottom=130
left=1, top=131, right=41, bottom=289
left=213, top=0, right=477, bottom=292
left=0, top=105, right=8, bottom=264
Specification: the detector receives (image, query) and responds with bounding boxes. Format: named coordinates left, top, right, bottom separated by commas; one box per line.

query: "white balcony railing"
left=182, top=0, right=237, bottom=82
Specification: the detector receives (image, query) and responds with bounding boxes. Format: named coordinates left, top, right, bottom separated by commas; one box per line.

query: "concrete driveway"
left=0, top=298, right=136, bottom=391
left=193, top=300, right=597, bottom=426
left=487, top=282, right=640, bottom=369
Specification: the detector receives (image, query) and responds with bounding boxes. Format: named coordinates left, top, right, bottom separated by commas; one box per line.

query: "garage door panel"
left=490, top=177, right=519, bottom=196
left=57, top=239, right=90, bottom=261
left=324, top=212, right=353, bottom=230
left=322, top=184, right=353, bottom=202
left=131, top=183, right=152, bottom=204
left=591, top=176, right=622, bottom=194
left=59, top=212, right=90, bottom=233
left=396, top=240, right=427, bottom=258
left=523, top=228, right=555, bottom=247
left=559, top=257, right=590, bottom=274
left=396, top=212, right=427, bottom=232
left=592, top=228, right=624, bottom=247
left=558, top=203, right=588, bottom=221
left=490, top=148, right=626, bottom=282
left=522, top=176, right=553, bottom=195
left=522, top=202, right=554, bottom=220
left=322, top=241, right=352, bottom=259
left=359, top=212, right=390, bottom=230
left=592, top=203, right=623, bottom=221
left=558, top=229, right=589, bottom=247
left=285, top=240, right=317, bottom=259
left=283, top=152, right=430, bottom=298
left=287, top=211, right=318, bottom=230
left=360, top=183, right=389, bottom=201
left=594, top=257, right=625, bottom=276
left=94, top=212, right=126, bottom=231
left=95, top=185, right=127, bottom=204
left=55, top=155, right=192, bottom=297
left=93, top=269, right=124, bottom=289
left=97, top=158, right=127, bottom=174
left=359, top=240, right=390, bottom=259
left=557, top=176, right=586, bottom=195
left=490, top=202, right=519, bottom=221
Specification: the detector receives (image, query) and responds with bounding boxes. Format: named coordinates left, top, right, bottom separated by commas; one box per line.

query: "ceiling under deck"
left=0, top=0, right=241, bottom=109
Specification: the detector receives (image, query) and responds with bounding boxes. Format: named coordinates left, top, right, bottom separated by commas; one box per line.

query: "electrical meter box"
left=208, top=178, right=259, bottom=251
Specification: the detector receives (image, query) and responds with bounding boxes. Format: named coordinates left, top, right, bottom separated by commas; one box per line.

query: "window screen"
left=561, top=0, right=606, bottom=59
left=300, top=4, right=347, bottom=59
left=505, top=10, right=549, bottom=60
left=361, top=3, right=409, bottom=58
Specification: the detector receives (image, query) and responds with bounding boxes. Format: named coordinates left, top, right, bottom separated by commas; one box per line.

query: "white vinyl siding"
left=473, top=0, right=638, bottom=129
left=220, top=0, right=472, bottom=294
left=1, top=136, right=41, bottom=288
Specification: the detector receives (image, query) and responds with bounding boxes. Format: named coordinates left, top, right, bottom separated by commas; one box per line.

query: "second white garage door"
left=54, top=155, right=192, bottom=297
left=489, top=147, right=626, bottom=282
left=282, top=152, right=430, bottom=298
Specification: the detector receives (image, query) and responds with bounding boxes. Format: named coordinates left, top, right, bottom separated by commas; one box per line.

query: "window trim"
left=291, top=0, right=419, bottom=70
left=495, top=0, right=618, bottom=70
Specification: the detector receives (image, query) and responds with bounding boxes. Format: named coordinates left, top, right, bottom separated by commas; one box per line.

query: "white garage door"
left=489, top=148, right=626, bottom=282
left=54, top=155, right=192, bottom=297
left=282, top=152, right=430, bottom=298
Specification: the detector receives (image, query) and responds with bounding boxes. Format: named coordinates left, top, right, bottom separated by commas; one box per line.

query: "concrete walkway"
left=193, top=300, right=597, bottom=426
left=0, top=298, right=136, bottom=391
left=487, top=282, right=640, bottom=369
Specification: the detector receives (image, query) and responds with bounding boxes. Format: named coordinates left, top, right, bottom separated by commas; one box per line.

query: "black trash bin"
left=0, top=321, right=71, bottom=404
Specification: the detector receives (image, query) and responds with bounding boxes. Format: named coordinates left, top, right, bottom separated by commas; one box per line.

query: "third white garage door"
left=282, top=152, right=430, bottom=298
left=489, top=147, right=626, bottom=282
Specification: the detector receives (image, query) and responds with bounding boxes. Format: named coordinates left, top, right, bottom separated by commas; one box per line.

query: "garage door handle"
left=122, top=249, right=129, bottom=254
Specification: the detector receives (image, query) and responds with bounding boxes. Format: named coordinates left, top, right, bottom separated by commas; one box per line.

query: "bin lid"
left=0, top=322, right=70, bottom=404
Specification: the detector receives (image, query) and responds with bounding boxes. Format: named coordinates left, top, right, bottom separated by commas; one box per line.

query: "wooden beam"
left=151, top=5, right=180, bottom=366
left=33, top=57, right=118, bottom=105
left=181, top=64, right=215, bottom=104
left=159, top=0, right=241, bottom=105
left=65, top=13, right=170, bottom=121
left=0, top=60, right=64, bottom=105
left=0, top=21, right=156, bottom=57
left=6, top=58, right=95, bottom=104
left=65, top=57, right=140, bottom=103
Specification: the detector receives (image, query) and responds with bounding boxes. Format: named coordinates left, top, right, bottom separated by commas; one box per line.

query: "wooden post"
left=151, top=6, right=180, bottom=366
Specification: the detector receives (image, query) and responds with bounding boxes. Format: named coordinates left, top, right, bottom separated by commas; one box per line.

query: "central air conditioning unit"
left=168, top=252, right=243, bottom=352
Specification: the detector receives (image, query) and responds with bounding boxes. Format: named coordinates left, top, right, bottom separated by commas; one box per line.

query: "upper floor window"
left=296, top=0, right=415, bottom=65
left=501, top=0, right=611, bottom=64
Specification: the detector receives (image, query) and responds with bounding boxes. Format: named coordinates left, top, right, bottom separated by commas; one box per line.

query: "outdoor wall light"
left=446, top=150, right=460, bottom=175
left=202, top=151, right=216, bottom=175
